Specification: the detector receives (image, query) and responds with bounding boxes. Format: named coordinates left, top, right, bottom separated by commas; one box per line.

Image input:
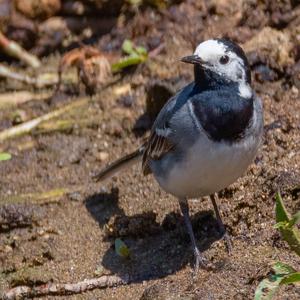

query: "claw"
left=194, top=247, right=203, bottom=274
left=178, top=198, right=213, bottom=273
left=193, top=246, right=212, bottom=275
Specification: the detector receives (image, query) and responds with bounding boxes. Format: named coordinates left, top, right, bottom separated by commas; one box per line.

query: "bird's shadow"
left=85, top=189, right=226, bottom=282
left=85, top=187, right=124, bottom=228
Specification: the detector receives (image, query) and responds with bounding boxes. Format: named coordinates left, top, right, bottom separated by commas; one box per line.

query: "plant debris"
left=111, top=39, right=148, bottom=73
left=57, top=45, right=112, bottom=93
left=0, top=31, right=40, bottom=68
left=0, top=152, right=11, bottom=161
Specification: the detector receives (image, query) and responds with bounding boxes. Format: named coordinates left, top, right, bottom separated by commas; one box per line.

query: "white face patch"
left=194, top=39, right=248, bottom=89
left=238, top=82, right=252, bottom=98
left=194, top=40, right=227, bottom=61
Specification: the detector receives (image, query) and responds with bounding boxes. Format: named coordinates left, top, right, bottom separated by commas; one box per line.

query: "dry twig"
left=0, top=31, right=41, bottom=68
left=0, top=91, right=51, bottom=109
left=35, top=117, right=100, bottom=134
left=1, top=188, right=72, bottom=205
left=0, top=63, right=58, bottom=88
left=0, top=97, right=88, bottom=142
left=3, top=275, right=129, bottom=300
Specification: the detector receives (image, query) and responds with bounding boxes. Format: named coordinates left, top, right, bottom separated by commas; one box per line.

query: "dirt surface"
left=1, top=0, right=300, bottom=299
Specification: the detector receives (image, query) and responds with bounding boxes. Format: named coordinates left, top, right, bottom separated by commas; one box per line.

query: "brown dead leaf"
left=57, top=45, right=112, bottom=94
left=81, top=54, right=111, bottom=93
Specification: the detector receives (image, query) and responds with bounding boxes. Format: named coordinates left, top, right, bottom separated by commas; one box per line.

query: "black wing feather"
left=142, top=83, right=196, bottom=175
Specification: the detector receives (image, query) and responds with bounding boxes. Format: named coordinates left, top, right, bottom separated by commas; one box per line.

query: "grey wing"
left=142, top=124, right=175, bottom=175
left=142, top=83, right=194, bottom=175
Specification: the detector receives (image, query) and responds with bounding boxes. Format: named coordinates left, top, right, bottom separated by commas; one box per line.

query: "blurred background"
left=0, top=1, right=300, bottom=299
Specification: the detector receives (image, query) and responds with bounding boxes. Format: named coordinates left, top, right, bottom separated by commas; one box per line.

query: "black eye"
left=219, top=55, right=229, bottom=64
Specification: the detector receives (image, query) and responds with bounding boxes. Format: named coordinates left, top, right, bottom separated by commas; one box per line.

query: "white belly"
left=157, top=134, right=260, bottom=198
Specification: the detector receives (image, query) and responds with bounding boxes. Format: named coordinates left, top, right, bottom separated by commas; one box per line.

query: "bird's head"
left=181, top=39, right=251, bottom=97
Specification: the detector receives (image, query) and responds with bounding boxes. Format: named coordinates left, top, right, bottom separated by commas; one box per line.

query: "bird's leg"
left=209, top=193, right=232, bottom=254
left=178, top=198, right=206, bottom=272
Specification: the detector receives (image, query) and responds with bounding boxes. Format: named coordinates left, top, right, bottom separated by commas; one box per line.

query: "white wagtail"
left=94, top=38, right=264, bottom=272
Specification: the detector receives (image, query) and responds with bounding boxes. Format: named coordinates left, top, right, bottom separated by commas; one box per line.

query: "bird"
left=93, top=38, right=264, bottom=272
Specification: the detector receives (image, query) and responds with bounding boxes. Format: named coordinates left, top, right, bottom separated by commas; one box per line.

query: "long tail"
left=92, top=147, right=144, bottom=182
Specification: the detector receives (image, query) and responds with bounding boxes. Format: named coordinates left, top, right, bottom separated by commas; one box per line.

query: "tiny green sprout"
left=254, top=262, right=297, bottom=300
left=135, top=46, right=148, bottom=56
left=112, top=40, right=148, bottom=73
left=287, top=211, right=300, bottom=228
left=275, top=192, right=289, bottom=223
left=272, top=262, right=295, bottom=274
left=274, top=221, right=288, bottom=230
left=255, top=193, right=300, bottom=300
left=115, top=238, right=130, bottom=258
left=280, top=272, right=300, bottom=284
left=122, top=39, right=134, bottom=55
left=0, top=152, right=12, bottom=161
left=275, top=192, right=300, bottom=256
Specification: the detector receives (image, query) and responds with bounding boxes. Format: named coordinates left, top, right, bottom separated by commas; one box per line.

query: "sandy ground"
left=0, top=1, right=300, bottom=299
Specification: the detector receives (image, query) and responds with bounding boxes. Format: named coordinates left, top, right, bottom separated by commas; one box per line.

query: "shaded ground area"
left=0, top=1, right=300, bottom=299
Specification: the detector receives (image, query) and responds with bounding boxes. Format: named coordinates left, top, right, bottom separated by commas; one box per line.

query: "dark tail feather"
left=92, top=148, right=143, bottom=182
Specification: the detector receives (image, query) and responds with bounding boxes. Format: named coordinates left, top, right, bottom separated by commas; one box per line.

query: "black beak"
left=181, top=55, right=204, bottom=65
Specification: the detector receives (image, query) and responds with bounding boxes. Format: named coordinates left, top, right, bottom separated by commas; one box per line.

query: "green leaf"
left=254, top=273, right=285, bottom=300
left=0, top=152, right=12, bottom=161
left=135, top=46, right=148, bottom=56
left=275, top=192, right=300, bottom=256
left=272, top=262, right=296, bottom=274
left=254, top=262, right=296, bottom=300
left=122, top=40, right=134, bottom=55
left=114, top=40, right=148, bottom=72
left=281, top=272, right=300, bottom=285
left=274, top=221, right=288, bottom=229
left=276, top=212, right=300, bottom=230
left=111, top=55, right=146, bottom=73
left=275, top=192, right=290, bottom=223
left=288, top=211, right=300, bottom=228
left=115, top=238, right=130, bottom=258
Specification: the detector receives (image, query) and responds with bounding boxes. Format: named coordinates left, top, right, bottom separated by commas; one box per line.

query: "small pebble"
left=69, top=153, right=81, bottom=164
left=57, top=160, right=64, bottom=168
left=95, top=151, right=109, bottom=162
left=4, top=245, right=13, bottom=253
left=68, top=192, right=83, bottom=202
left=118, top=95, right=134, bottom=107
left=94, top=265, right=104, bottom=276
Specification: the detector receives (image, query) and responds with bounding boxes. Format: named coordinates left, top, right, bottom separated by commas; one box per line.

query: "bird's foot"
left=178, top=198, right=213, bottom=274
left=216, top=222, right=233, bottom=254
left=193, top=246, right=212, bottom=275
